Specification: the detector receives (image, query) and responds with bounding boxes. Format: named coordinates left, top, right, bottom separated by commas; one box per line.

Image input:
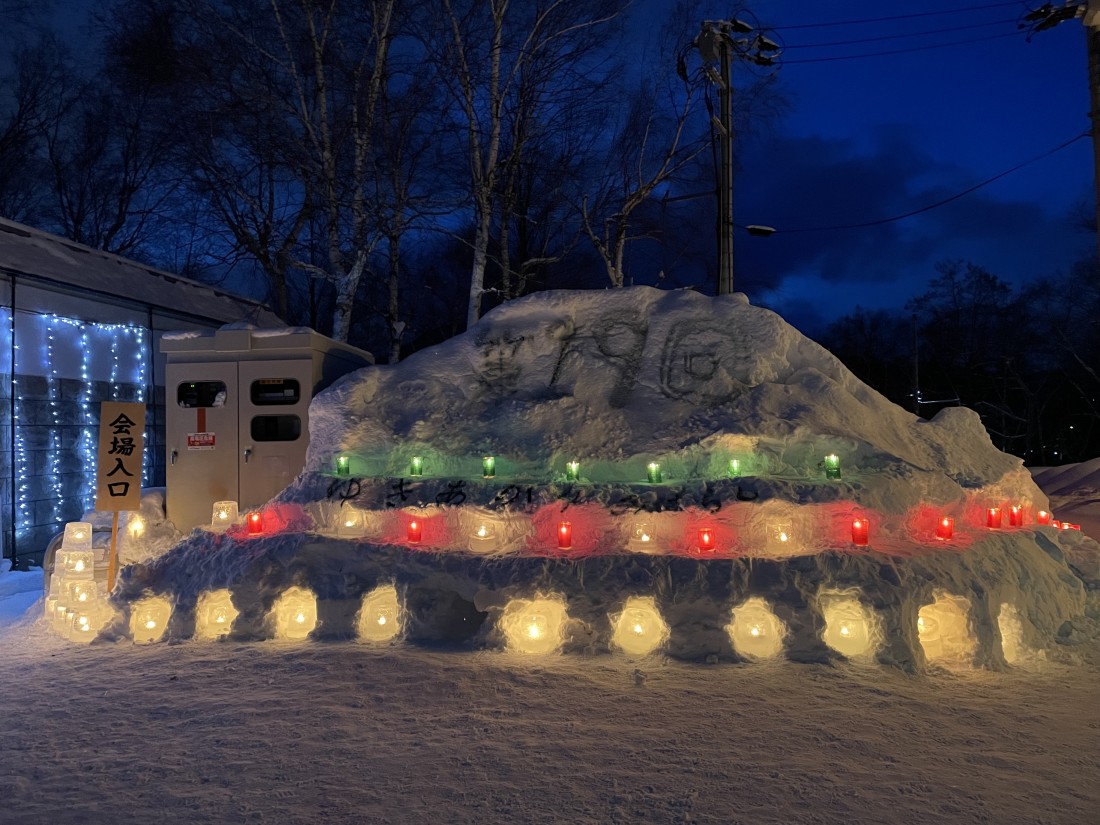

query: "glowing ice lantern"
left=727, top=458, right=741, bottom=478
left=63, top=521, right=93, bottom=552
left=727, top=597, right=786, bottom=659
left=766, top=521, right=794, bottom=554
left=410, top=456, right=424, bottom=477
left=935, top=516, right=954, bottom=540
left=646, top=462, right=662, bottom=483
left=272, top=587, right=318, bottom=641
left=986, top=507, right=1002, bottom=529
left=211, top=500, right=238, bottom=531
left=130, top=595, right=173, bottom=644
left=823, top=453, right=841, bottom=479
left=557, top=521, right=573, bottom=550
left=65, top=579, right=100, bottom=608
left=821, top=597, right=877, bottom=658
left=247, top=511, right=263, bottom=535
left=500, top=597, right=568, bottom=654
left=565, top=460, right=580, bottom=482
left=69, top=609, right=102, bottom=644
left=195, top=589, right=239, bottom=640
left=611, top=597, right=669, bottom=657
left=1036, top=509, right=1052, bottom=525
left=57, top=548, right=95, bottom=579
left=917, top=593, right=976, bottom=666
left=482, top=455, right=496, bottom=478
left=1008, top=505, right=1023, bottom=527
left=698, top=527, right=715, bottom=552
left=627, top=521, right=658, bottom=554
left=851, top=517, right=869, bottom=547
left=356, top=585, right=402, bottom=643
left=337, top=508, right=364, bottom=538
left=127, top=515, right=145, bottom=540
left=468, top=521, right=499, bottom=554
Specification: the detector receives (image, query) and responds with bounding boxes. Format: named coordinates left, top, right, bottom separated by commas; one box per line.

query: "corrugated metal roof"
left=0, top=217, right=284, bottom=327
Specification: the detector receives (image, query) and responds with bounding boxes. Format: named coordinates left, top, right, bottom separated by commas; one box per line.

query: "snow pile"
left=90, top=287, right=1095, bottom=668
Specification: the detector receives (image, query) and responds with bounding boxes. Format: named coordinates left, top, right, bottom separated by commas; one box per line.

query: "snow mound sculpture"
left=106, top=288, right=1095, bottom=669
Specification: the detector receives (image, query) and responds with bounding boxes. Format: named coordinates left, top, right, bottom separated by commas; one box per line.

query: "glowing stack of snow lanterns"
left=45, top=521, right=112, bottom=643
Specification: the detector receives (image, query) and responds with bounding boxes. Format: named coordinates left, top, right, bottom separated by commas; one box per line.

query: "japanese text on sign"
left=95, top=401, right=146, bottom=511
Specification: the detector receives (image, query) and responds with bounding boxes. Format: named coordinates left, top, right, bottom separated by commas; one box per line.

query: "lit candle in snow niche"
left=728, top=458, right=741, bottom=478
left=1036, top=509, right=1052, bottom=525
left=557, top=521, right=573, bottom=550
left=468, top=521, right=498, bottom=554
left=336, top=454, right=350, bottom=476
left=1009, top=505, right=1023, bottom=527
left=646, top=462, right=662, bottom=483
left=824, top=454, right=841, bottom=479
left=407, top=519, right=422, bottom=543
left=628, top=521, right=657, bottom=554
left=565, top=460, right=580, bottom=482
left=410, top=456, right=423, bottom=477
left=482, top=456, right=496, bottom=478
left=935, top=516, right=954, bottom=541
left=986, top=507, right=1002, bottom=529
left=851, top=517, right=869, bottom=547
left=247, top=511, right=263, bottom=535
left=698, top=527, right=715, bottom=552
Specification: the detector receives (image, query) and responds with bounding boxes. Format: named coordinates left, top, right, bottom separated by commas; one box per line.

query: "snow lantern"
left=130, top=595, right=173, bottom=644
left=127, top=515, right=145, bottom=540
left=337, top=508, right=365, bottom=538
left=917, top=592, right=976, bottom=666
left=64, top=579, right=100, bottom=608
left=57, top=548, right=95, bottom=579
left=766, top=521, right=795, bottom=555
left=610, top=596, right=669, bottom=657
left=500, top=596, right=568, bottom=655
left=727, top=597, right=786, bottom=659
left=195, top=589, right=239, bottom=640
left=356, top=584, right=402, bottom=643
left=272, top=586, right=318, bottom=641
left=819, top=592, right=879, bottom=659
left=211, top=500, right=238, bottom=531
left=997, top=603, right=1028, bottom=665
left=468, top=520, right=500, bottom=554
left=627, top=520, right=658, bottom=553
left=68, top=607, right=111, bottom=644
left=62, top=521, right=93, bottom=552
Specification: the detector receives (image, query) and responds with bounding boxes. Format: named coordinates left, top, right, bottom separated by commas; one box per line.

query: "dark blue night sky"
left=729, top=0, right=1093, bottom=332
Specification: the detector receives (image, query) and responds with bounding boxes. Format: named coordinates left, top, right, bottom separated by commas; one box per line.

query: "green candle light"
left=646, top=462, right=662, bottom=483
left=824, top=453, right=841, bottom=480
left=482, top=455, right=496, bottom=478
left=565, top=460, right=580, bottom=482
left=336, top=454, right=350, bottom=476
left=728, top=458, right=741, bottom=478
left=410, top=456, right=424, bottom=477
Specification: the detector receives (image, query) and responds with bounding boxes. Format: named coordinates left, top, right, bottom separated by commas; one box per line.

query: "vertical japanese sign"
left=95, top=401, right=146, bottom=511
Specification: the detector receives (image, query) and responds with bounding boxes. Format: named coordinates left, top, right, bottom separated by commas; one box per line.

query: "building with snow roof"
left=0, top=217, right=284, bottom=567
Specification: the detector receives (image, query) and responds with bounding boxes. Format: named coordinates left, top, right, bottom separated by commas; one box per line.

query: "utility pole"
left=695, top=20, right=779, bottom=295
left=1023, top=1, right=1100, bottom=268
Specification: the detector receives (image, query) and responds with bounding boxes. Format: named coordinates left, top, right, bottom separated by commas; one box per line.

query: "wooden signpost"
left=94, top=401, right=145, bottom=590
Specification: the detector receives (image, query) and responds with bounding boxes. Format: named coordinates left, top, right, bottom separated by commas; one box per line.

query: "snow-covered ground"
left=2, top=289, right=1098, bottom=824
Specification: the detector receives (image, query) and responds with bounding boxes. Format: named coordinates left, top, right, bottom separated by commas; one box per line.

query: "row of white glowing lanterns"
left=211, top=501, right=1076, bottom=553
left=51, top=575, right=1008, bottom=666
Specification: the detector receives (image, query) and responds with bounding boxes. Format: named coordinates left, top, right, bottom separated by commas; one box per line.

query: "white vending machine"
left=162, top=327, right=373, bottom=532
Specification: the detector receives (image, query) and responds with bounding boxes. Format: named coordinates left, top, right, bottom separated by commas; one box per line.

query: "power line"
left=777, top=2, right=1023, bottom=31
left=782, top=31, right=1021, bottom=64
left=783, top=17, right=1019, bottom=49
left=770, top=133, right=1089, bottom=234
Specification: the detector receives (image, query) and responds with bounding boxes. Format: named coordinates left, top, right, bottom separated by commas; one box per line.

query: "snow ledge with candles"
left=78, top=287, right=1097, bottom=668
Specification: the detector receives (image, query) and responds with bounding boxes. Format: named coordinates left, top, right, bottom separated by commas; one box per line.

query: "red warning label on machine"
left=187, top=432, right=216, bottom=450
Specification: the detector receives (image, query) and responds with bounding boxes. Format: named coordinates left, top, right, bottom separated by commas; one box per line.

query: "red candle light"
left=1009, top=505, right=1023, bottom=527
left=986, top=507, right=1002, bottom=529
left=407, top=519, right=422, bottom=543
left=851, top=517, right=869, bottom=547
left=557, top=521, right=572, bottom=550
left=247, top=511, right=263, bottom=535
left=698, top=527, right=715, bottom=552
left=935, top=516, right=954, bottom=541
left=1036, top=510, right=1052, bottom=526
